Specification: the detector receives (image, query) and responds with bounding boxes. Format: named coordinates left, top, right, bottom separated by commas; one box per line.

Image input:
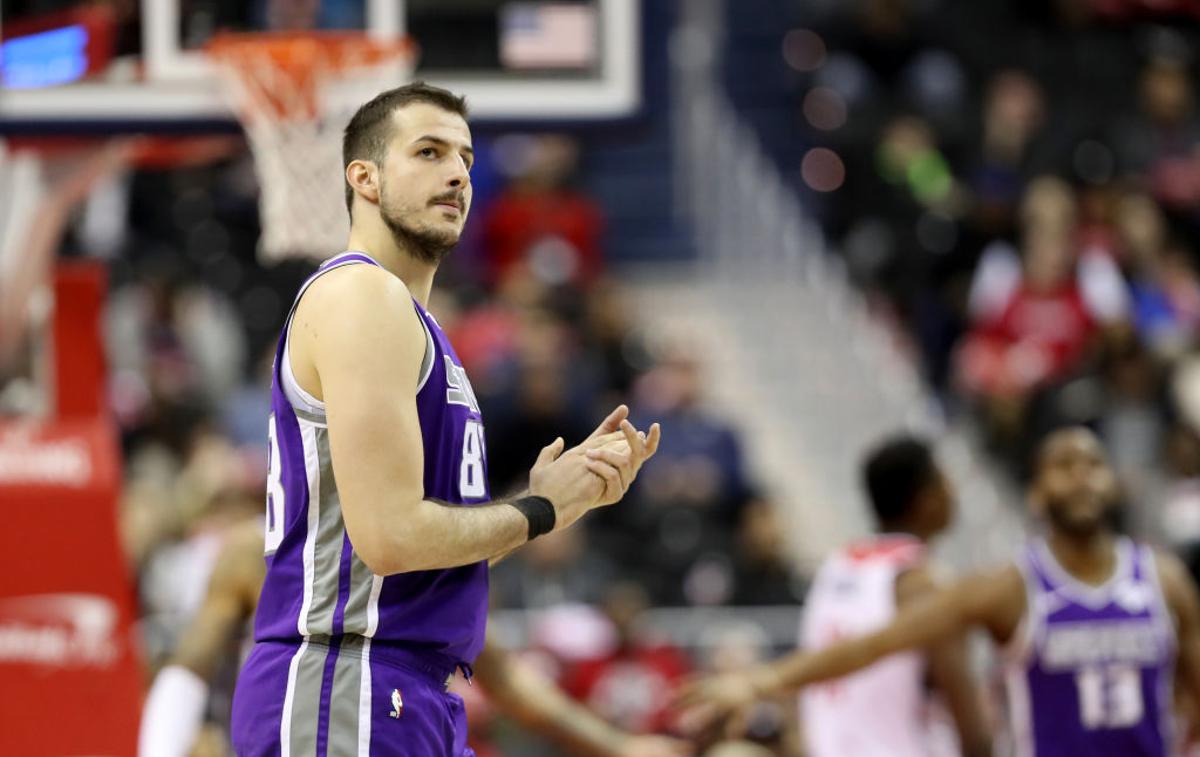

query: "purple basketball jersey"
left=253, top=251, right=490, bottom=666
left=1006, top=538, right=1176, bottom=756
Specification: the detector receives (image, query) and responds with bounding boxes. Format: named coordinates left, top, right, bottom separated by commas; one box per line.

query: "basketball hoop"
left=207, top=32, right=415, bottom=262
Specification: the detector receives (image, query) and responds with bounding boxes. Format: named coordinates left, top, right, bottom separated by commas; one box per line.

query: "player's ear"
left=346, top=159, right=380, bottom=204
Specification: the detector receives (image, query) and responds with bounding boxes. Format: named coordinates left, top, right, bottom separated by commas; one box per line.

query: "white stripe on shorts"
left=280, top=639, right=309, bottom=757
left=365, top=574, right=383, bottom=638
left=358, top=637, right=373, bottom=756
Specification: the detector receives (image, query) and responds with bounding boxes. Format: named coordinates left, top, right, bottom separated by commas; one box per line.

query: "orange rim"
left=207, top=32, right=415, bottom=120
left=207, top=31, right=414, bottom=71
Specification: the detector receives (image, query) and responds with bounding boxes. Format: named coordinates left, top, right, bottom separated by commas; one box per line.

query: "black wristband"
left=511, top=495, right=556, bottom=541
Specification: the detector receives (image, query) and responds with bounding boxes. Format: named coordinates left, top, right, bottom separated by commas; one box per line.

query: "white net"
left=209, top=35, right=413, bottom=262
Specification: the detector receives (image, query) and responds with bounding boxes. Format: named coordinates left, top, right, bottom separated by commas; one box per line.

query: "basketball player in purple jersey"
left=679, top=427, right=1200, bottom=756
left=230, top=82, right=662, bottom=756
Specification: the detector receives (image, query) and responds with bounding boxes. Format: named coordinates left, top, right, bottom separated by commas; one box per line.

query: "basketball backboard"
left=0, top=0, right=641, bottom=132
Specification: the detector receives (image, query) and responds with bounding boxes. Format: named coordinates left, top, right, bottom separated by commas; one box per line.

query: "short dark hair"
left=862, top=436, right=937, bottom=526
left=342, top=81, right=469, bottom=215
left=1028, top=424, right=1101, bottom=482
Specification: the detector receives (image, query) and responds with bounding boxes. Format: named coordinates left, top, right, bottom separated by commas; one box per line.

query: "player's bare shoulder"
left=294, top=262, right=420, bottom=343
left=1152, top=546, right=1200, bottom=626
left=290, top=261, right=425, bottom=398
left=1152, top=545, right=1192, bottom=588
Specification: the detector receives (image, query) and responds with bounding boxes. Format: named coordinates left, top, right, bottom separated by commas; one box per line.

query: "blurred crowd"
left=22, top=0, right=1200, bottom=753
left=791, top=0, right=1200, bottom=566
left=86, top=132, right=803, bottom=754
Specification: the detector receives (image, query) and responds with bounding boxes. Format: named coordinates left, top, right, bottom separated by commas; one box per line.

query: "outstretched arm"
left=138, top=520, right=263, bottom=757
left=896, top=565, right=992, bottom=757
left=475, top=635, right=691, bottom=757
left=675, top=564, right=1022, bottom=728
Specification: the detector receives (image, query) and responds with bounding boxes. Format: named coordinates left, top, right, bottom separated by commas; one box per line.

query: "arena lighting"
left=2, top=26, right=89, bottom=88
left=802, top=147, right=846, bottom=193
left=802, top=87, right=848, bottom=132
left=782, top=28, right=826, bottom=72
left=0, top=5, right=115, bottom=88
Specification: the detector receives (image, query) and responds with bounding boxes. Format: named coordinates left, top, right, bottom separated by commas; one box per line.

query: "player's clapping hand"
left=573, top=404, right=661, bottom=508
left=528, top=436, right=603, bottom=532
left=527, top=405, right=661, bottom=532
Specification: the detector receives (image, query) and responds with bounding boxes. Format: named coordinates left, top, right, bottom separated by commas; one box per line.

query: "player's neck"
left=1046, top=528, right=1117, bottom=585
left=346, top=226, right=437, bottom=307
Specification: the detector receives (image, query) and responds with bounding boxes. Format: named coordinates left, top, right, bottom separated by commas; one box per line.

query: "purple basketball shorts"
left=231, top=637, right=473, bottom=757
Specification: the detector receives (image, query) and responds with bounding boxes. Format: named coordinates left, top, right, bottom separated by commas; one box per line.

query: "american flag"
left=500, top=2, right=597, bottom=69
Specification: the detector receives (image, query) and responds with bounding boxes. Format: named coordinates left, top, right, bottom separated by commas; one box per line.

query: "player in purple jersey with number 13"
left=678, top=427, right=1200, bottom=756
left=230, top=82, right=661, bottom=757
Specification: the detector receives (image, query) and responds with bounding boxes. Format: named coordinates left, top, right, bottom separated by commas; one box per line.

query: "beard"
left=379, top=185, right=461, bottom=265
left=1043, top=497, right=1108, bottom=539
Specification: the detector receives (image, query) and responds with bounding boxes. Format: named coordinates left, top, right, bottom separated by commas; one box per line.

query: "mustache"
left=429, top=191, right=465, bottom=210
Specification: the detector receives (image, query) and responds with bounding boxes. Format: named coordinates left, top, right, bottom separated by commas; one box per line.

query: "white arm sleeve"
left=1078, top=251, right=1130, bottom=323
left=138, top=664, right=209, bottom=757
left=967, top=241, right=1021, bottom=322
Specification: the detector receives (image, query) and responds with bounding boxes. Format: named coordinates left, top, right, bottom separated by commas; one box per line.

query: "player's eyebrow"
left=413, top=135, right=474, bottom=161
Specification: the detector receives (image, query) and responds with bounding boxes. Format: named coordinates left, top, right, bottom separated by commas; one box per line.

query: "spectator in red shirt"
left=960, top=232, right=1096, bottom=397
left=482, top=134, right=605, bottom=288
left=956, top=177, right=1130, bottom=445
left=565, top=583, right=692, bottom=736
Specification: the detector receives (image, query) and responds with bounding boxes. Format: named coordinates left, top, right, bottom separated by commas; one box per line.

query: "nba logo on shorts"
left=389, top=688, right=403, bottom=719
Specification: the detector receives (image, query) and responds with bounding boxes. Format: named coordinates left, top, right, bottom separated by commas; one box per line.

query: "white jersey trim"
left=280, top=251, right=436, bottom=415
left=277, top=252, right=370, bottom=418
left=281, top=337, right=325, bottom=417
left=278, top=252, right=373, bottom=419
left=1033, top=537, right=1132, bottom=609
left=415, top=313, right=436, bottom=393
left=297, top=423, right=322, bottom=637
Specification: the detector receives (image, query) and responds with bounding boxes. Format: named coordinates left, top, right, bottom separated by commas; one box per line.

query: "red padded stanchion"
left=0, top=263, right=142, bottom=756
